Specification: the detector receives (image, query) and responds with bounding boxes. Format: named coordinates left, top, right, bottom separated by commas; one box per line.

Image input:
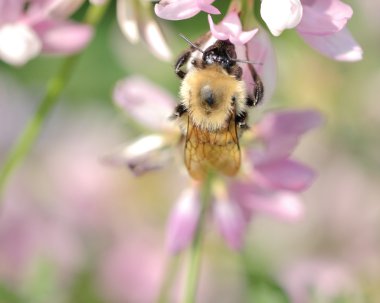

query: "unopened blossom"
left=155, top=0, right=220, bottom=21
left=113, top=76, right=322, bottom=252
left=261, top=0, right=303, bottom=36
left=260, top=0, right=362, bottom=61
left=0, top=0, right=93, bottom=66
left=117, top=0, right=172, bottom=61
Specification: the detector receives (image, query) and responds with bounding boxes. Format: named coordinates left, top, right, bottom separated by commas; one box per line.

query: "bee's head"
left=202, top=40, right=236, bottom=70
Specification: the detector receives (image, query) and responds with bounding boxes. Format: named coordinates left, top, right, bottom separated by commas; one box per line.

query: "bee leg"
left=169, top=104, right=188, bottom=120
left=175, top=51, right=192, bottom=79
left=235, top=111, right=249, bottom=130
left=246, top=78, right=264, bottom=107
left=229, top=65, right=243, bottom=80
left=253, top=77, right=264, bottom=105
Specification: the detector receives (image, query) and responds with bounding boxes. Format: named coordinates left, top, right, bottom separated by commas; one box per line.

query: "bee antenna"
left=179, top=33, right=204, bottom=53
left=233, top=58, right=263, bottom=66
left=226, top=53, right=262, bottom=66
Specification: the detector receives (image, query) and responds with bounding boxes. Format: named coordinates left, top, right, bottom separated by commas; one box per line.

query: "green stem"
left=156, top=256, right=180, bottom=303
left=0, top=2, right=110, bottom=197
left=182, top=173, right=214, bottom=303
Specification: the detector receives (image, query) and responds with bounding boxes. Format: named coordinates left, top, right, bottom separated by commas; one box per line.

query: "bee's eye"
left=231, top=96, right=236, bottom=103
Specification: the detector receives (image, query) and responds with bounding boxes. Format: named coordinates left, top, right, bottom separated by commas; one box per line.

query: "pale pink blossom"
left=208, top=11, right=258, bottom=45
left=113, top=77, right=322, bottom=251
left=261, top=0, right=303, bottom=36
left=155, top=0, right=220, bottom=21
left=297, top=0, right=362, bottom=61
left=110, top=76, right=180, bottom=176
left=117, top=0, right=172, bottom=61
left=166, top=187, right=201, bottom=253
left=260, top=0, right=363, bottom=61
left=281, top=260, right=360, bottom=303
left=0, top=0, right=93, bottom=65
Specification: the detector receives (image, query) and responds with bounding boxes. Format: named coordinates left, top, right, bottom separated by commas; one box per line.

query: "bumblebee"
left=172, top=34, right=264, bottom=180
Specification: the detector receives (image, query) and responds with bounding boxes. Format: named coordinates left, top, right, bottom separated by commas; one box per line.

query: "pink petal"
left=113, top=76, right=177, bottom=131
left=0, top=0, right=24, bottom=23
left=253, top=158, right=316, bottom=192
left=246, top=191, right=305, bottom=222
left=208, top=11, right=258, bottom=45
left=166, top=187, right=200, bottom=253
left=299, top=27, right=363, bottom=61
left=213, top=200, right=247, bottom=250
left=196, top=0, right=220, bottom=15
left=255, top=109, right=323, bottom=160
left=43, top=0, right=86, bottom=19
left=103, top=135, right=174, bottom=176
left=298, top=0, right=353, bottom=35
left=117, top=0, right=139, bottom=43
left=33, top=19, right=93, bottom=54
left=154, top=0, right=200, bottom=21
left=208, top=14, right=229, bottom=40
left=142, top=20, right=172, bottom=61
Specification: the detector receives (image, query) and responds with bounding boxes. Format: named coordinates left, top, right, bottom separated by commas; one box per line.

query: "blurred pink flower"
left=155, top=0, right=220, bottom=21
left=260, top=0, right=303, bottom=36
left=281, top=260, right=360, bottom=303
left=109, top=76, right=179, bottom=175
left=98, top=234, right=164, bottom=303
left=117, top=0, right=172, bottom=61
left=113, top=76, right=322, bottom=251
left=297, top=0, right=362, bottom=61
left=0, top=0, right=93, bottom=66
left=260, top=0, right=363, bottom=61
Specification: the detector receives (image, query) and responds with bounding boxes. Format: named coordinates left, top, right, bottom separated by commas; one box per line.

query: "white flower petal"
left=0, top=23, right=41, bottom=66
left=261, top=0, right=303, bottom=36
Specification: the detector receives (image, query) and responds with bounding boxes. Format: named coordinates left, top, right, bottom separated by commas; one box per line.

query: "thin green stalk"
left=182, top=172, right=214, bottom=303
left=156, top=256, right=181, bottom=303
left=0, top=2, right=110, bottom=197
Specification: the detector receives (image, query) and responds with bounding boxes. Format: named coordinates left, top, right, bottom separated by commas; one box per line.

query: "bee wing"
left=184, top=116, right=241, bottom=180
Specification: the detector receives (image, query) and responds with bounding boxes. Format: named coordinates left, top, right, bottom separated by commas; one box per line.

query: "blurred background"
left=0, top=1, right=379, bottom=302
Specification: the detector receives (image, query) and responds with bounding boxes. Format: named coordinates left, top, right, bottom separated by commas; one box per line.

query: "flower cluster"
left=112, top=76, right=322, bottom=252
left=0, top=0, right=94, bottom=65
left=155, top=0, right=362, bottom=61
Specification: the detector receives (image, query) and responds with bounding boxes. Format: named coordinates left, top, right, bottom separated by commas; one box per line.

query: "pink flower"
left=155, top=0, right=220, bottom=21
left=109, top=76, right=180, bottom=176
left=117, top=0, right=172, bottom=61
left=208, top=11, right=258, bottom=45
left=260, top=0, right=362, bottom=61
left=280, top=260, right=360, bottom=303
left=261, top=0, right=303, bottom=36
left=297, top=0, right=362, bottom=61
left=112, top=77, right=323, bottom=251
left=0, top=0, right=93, bottom=66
